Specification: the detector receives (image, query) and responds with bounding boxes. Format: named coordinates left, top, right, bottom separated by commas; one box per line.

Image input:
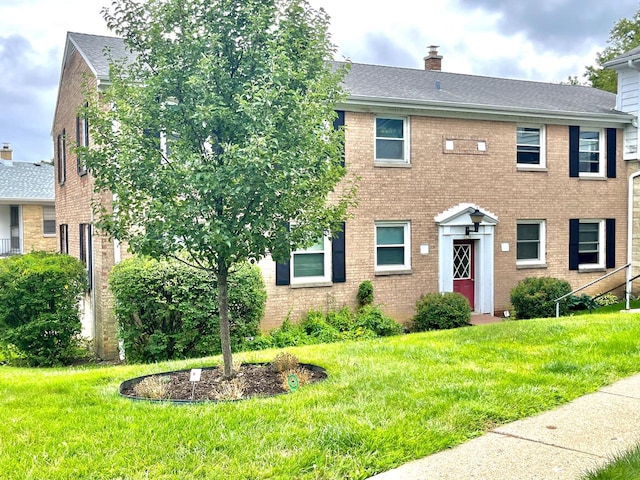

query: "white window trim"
left=375, top=221, right=411, bottom=273
left=290, top=235, right=332, bottom=285
left=516, top=125, right=546, bottom=169
left=516, top=220, right=545, bottom=266
left=578, top=219, right=605, bottom=270
left=578, top=128, right=605, bottom=178
left=374, top=116, right=410, bottom=165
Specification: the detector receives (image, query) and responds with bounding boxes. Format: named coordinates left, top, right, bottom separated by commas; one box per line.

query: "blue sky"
left=0, top=0, right=637, bottom=162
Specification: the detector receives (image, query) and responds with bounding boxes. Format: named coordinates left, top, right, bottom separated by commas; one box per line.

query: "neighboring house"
left=53, top=32, right=636, bottom=360
left=0, top=144, right=56, bottom=257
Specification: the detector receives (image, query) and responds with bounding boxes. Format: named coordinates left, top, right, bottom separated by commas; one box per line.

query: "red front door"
left=453, top=240, right=475, bottom=310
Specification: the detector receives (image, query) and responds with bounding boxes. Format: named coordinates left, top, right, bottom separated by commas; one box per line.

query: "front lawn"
left=2, top=313, right=640, bottom=479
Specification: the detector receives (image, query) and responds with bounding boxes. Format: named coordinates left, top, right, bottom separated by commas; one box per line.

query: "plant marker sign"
left=287, top=373, right=299, bottom=392
left=190, top=368, right=202, bottom=400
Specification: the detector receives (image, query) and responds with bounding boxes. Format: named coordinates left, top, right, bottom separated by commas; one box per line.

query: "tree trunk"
left=217, top=264, right=234, bottom=378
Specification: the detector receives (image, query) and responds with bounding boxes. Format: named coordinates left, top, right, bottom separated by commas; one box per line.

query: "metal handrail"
left=554, top=263, right=631, bottom=317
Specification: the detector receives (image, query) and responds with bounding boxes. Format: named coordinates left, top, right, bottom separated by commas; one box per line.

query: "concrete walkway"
left=369, top=374, right=640, bottom=479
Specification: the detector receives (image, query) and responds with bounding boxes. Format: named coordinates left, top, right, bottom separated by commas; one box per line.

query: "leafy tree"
left=81, top=0, right=356, bottom=377
left=585, top=7, right=640, bottom=93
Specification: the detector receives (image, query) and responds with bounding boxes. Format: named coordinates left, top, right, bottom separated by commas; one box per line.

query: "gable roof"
left=604, top=45, right=640, bottom=70
left=61, top=32, right=631, bottom=126
left=0, top=162, right=54, bottom=203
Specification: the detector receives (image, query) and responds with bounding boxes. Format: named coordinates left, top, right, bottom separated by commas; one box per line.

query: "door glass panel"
left=453, top=244, right=471, bottom=279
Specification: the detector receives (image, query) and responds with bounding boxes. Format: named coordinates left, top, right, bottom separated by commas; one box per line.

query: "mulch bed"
left=120, top=363, right=327, bottom=403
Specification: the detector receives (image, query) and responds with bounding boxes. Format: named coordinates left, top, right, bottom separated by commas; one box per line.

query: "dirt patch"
left=120, top=363, right=327, bottom=403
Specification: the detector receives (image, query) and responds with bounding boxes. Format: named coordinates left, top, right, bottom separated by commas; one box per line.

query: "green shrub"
left=302, top=310, right=342, bottom=343
left=510, top=277, right=572, bottom=319
left=109, top=257, right=266, bottom=363
left=325, top=306, right=356, bottom=332
left=267, top=319, right=310, bottom=348
left=413, top=292, right=471, bottom=331
left=357, top=280, right=374, bottom=307
left=0, top=252, right=87, bottom=366
left=566, top=293, right=595, bottom=312
left=594, top=292, right=619, bottom=307
left=356, top=305, right=403, bottom=336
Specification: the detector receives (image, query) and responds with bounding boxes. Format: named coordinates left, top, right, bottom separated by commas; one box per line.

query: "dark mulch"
left=120, top=363, right=327, bottom=402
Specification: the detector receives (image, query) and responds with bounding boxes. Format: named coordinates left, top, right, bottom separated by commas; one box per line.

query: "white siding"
left=618, top=70, right=640, bottom=113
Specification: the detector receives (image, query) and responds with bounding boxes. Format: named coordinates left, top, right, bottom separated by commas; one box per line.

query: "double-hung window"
left=516, top=126, right=545, bottom=167
left=375, top=117, right=409, bottom=164
left=579, top=129, right=604, bottom=176
left=516, top=220, right=545, bottom=266
left=76, top=103, right=89, bottom=176
left=375, top=221, right=411, bottom=272
left=291, top=236, right=331, bottom=284
left=569, top=218, right=615, bottom=271
left=42, top=206, right=56, bottom=236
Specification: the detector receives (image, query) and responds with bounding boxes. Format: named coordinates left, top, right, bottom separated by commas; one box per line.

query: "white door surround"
left=434, top=203, right=498, bottom=314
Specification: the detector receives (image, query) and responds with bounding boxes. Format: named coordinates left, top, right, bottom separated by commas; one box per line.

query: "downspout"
left=627, top=168, right=640, bottom=310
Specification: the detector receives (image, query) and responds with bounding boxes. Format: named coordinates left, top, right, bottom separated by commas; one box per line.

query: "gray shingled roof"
left=67, top=32, right=627, bottom=122
left=0, top=162, right=54, bottom=202
left=67, top=32, right=134, bottom=80
left=605, top=45, right=640, bottom=69
left=340, top=62, right=620, bottom=118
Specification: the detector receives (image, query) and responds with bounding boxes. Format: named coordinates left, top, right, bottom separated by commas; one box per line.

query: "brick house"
left=0, top=144, right=56, bottom=257
left=53, top=32, right=636, bottom=359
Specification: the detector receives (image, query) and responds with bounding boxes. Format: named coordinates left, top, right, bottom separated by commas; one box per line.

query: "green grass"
left=570, top=298, right=640, bottom=316
left=3, top=313, right=640, bottom=479
left=583, top=443, right=640, bottom=479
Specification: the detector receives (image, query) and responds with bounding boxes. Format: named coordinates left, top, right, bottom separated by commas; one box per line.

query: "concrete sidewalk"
left=369, top=374, right=640, bottom=479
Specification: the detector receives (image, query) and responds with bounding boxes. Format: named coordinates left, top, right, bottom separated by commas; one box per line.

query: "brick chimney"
left=1, top=143, right=13, bottom=166
left=424, top=45, right=442, bottom=71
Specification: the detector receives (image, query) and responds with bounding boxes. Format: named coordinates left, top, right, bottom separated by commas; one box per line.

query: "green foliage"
left=567, top=294, right=595, bottom=312
left=356, top=305, right=404, bottom=336
left=0, top=252, right=87, bottom=366
left=81, top=0, right=356, bottom=376
left=357, top=280, right=374, bottom=307
left=109, top=257, right=266, bottom=363
left=413, top=292, right=472, bottom=331
left=584, top=7, right=640, bottom=92
left=594, top=292, right=619, bottom=307
left=510, top=277, right=572, bottom=319
left=246, top=304, right=402, bottom=350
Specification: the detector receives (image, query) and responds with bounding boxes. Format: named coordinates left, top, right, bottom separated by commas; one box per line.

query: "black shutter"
left=606, top=128, right=617, bottom=179
left=333, top=110, right=345, bottom=167
left=275, top=223, right=291, bottom=286
left=332, top=223, right=346, bottom=283
left=606, top=218, right=616, bottom=269
left=569, top=219, right=579, bottom=270
left=569, top=126, right=579, bottom=178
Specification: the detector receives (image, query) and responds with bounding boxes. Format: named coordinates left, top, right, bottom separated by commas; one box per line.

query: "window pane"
left=579, top=131, right=599, bottom=151
left=293, top=253, right=324, bottom=277
left=376, top=139, right=404, bottom=160
left=517, top=224, right=539, bottom=241
left=298, top=238, right=323, bottom=253
left=517, top=242, right=539, bottom=260
left=517, top=127, right=540, bottom=145
left=579, top=152, right=600, bottom=172
left=377, top=247, right=404, bottom=265
left=578, top=252, right=599, bottom=264
left=377, top=226, right=404, bottom=245
left=376, top=118, right=403, bottom=139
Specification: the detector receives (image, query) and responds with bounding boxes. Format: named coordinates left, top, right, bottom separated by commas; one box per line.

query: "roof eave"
left=339, top=95, right=633, bottom=127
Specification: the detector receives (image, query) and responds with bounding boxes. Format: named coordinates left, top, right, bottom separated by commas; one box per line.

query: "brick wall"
left=53, top=49, right=119, bottom=360
left=21, top=203, right=56, bottom=253
left=262, top=112, right=628, bottom=328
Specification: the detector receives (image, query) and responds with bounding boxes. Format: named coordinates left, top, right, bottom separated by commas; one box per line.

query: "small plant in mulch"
left=211, top=377, right=246, bottom=401
left=133, top=375, right=171, bottom=400
left=270, top=352, right=300, bottom=373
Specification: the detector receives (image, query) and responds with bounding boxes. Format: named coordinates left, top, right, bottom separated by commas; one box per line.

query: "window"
left=79, top=223, right=93, bottom=290
left=517, top=126, right=544, bottom=167
left=516, top=220, right=545, bottom=266
left=291, top=235, right=331, bottom=284
left=578, top=221, right=603, bottom=267
left=569, top=219, right=615, bottom=271
left=59, top=224, right=69, bottom=254
left=57, top=130, right=66, bottom=185
left=579, top=129, right=604, bottom=176
left=43, top=206, right=56, bottom=236
left=375, top=117, right=408, bottom=164
left=76, top=103, right=89, bottom=175
left=375, top=221, right=411, bottom=272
